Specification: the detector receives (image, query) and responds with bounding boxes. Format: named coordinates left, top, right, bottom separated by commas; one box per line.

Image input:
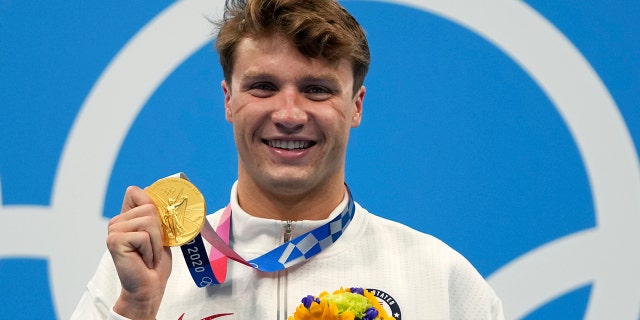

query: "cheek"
left=233, top=116, right=250, bottom=139
left=233, top=109, right=264, bottom=142
left=315, top=109, right=352, bottom=139
left=316, top=104, right=349, bottom=125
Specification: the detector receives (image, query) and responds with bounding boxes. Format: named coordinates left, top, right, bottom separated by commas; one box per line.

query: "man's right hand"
left=106, top=186, right=172, bottom=320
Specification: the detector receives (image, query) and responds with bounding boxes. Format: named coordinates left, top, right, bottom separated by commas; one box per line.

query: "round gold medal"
left=146, top=177, right=206, bottom=246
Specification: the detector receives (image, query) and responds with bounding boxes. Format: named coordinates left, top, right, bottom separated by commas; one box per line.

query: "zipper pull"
left=283, top=220, right=293, bottom=243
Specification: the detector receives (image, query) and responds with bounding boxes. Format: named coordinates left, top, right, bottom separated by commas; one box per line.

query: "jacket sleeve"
left=448, top=249, right=505, bottom=320
left=69, top=251, right=124, bottom=320
left=491, top=295, right=505, bottom=320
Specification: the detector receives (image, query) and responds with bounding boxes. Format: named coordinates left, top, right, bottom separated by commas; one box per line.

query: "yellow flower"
left=289, top=287, right=396, bottom=320
left=362, top=289, right=393, bottom=319
left=339, top=311, right=356, bottom=320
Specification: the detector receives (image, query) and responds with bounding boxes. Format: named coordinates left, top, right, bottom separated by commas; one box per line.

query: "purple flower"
left=362, top=307, right=379, bottom=320
left=301, top=295, right=319, bottom=309
left=350, top=287, right=364, bottom=295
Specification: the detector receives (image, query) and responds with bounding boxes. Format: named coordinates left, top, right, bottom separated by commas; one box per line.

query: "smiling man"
left=223, top=32, right=364, bottom=221
left=71, top=0, right=503, bottom=319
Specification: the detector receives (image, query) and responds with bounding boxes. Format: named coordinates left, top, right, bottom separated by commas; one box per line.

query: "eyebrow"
left=239, top=71, right=273, bottom=83
left=299, top=74, right=342, bottom=86
left=239, top=71, right=343, bottom=88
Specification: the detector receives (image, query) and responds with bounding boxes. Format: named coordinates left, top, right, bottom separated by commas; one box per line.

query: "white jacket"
left=72, top=183, right=504, bottom=319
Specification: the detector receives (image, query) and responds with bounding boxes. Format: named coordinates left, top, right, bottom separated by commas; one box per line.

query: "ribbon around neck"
left=179, top=186, right=356, bottom=287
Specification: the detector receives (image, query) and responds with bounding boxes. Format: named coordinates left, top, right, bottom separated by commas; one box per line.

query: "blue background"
left=1, top=1, right=638, bottom=318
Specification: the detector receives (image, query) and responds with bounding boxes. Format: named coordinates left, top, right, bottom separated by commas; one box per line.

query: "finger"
left=108, top=212, right=165, bottom=260
left=109, top=213, right=161, bottom=236
left=121, top=186, right=155, bottom=213
left=125, top=231, right=156, bottom=269
left=106, top=228, right=153, bottom=268
left=110, top=203, right=158, bottom=226
left=133, top=232, right=156, bottom=269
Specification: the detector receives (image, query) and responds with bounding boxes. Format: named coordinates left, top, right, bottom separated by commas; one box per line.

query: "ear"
left=222, top=80, right=233, bottom=123
left=351, top=85, right=365, bottom=128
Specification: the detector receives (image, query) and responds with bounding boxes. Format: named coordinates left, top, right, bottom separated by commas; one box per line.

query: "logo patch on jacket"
left=367, top=288, right=402, bottom=320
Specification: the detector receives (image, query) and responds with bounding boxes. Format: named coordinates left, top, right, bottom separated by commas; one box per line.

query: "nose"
left=271, top=88, right=308, bottom=132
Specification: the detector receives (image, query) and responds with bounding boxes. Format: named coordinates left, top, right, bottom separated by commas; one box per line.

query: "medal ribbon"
left=180, top=187, right=355, bottom=287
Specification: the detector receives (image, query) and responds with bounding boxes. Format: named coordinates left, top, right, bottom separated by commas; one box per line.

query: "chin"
left=261, top=175, right=317, bottom=194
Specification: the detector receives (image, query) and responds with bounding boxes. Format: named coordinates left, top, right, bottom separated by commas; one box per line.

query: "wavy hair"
left=215, top=0, right=370, bottom=93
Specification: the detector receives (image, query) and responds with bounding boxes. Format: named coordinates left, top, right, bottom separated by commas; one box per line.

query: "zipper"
left=277, top=220, right=294, bottom=319
left=283, top=220, right=293, bottom=242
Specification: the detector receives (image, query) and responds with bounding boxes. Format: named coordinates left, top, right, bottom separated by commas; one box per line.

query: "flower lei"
left=288, top=287, right=396, bottom=320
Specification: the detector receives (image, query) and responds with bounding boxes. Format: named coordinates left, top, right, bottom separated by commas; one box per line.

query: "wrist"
left=113, top=290, right=162, bottom=320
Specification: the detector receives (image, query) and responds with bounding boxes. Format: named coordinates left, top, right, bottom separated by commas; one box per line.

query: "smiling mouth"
left=265, top=139, right=316, bottom=150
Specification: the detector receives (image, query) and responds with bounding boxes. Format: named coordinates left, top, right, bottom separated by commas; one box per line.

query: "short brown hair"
left=215, top=0, right=370, bottom=93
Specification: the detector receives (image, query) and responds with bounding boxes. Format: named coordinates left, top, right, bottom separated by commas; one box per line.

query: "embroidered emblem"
left=367, top=288, right=402, bottom=320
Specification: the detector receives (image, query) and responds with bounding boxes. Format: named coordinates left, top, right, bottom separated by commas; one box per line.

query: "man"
left=72, top=0, right=504, bottom=319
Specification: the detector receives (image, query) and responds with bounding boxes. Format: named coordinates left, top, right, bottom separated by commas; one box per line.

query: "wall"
left=1, top=0, right=638, bottom=318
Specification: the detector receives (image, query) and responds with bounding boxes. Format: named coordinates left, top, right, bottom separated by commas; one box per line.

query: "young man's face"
left=222, top=33, right=365, bottom=196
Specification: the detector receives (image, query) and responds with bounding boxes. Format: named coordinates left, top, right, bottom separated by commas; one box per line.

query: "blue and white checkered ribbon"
left=180, top=185, right=355, bottom=287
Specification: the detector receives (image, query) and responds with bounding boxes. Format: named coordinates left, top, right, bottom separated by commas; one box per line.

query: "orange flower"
left=290, top=304, right=312, bottom=320
left=339, top=311, right=356, bottom=320
left=362, top=289, right=393, bottom=319
left=289, top=287, right=396, bottom=320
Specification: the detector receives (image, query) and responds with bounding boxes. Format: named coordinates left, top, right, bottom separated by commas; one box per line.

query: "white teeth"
left=268, top=140, right=311, bottom=150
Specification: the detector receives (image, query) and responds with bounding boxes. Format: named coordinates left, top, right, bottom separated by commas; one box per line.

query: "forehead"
left=231, top=34, right=354, bottom=83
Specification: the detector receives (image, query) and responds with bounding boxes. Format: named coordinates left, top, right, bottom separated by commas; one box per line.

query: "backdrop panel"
left=1, top=1, right=638, bottom=319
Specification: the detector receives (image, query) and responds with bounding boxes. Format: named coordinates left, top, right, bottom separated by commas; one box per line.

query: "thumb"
left=121, top=186, right=155, bottom=213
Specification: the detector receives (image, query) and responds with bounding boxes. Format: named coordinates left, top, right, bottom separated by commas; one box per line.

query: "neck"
left=236, top=179, right=345, bottom=221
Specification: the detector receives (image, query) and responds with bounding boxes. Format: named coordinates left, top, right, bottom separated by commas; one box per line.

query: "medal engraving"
left=147, top=177, right=206, bottom=246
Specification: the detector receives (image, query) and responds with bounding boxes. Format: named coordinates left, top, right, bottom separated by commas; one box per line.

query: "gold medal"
left=146, top=177, right=206, bottom=246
